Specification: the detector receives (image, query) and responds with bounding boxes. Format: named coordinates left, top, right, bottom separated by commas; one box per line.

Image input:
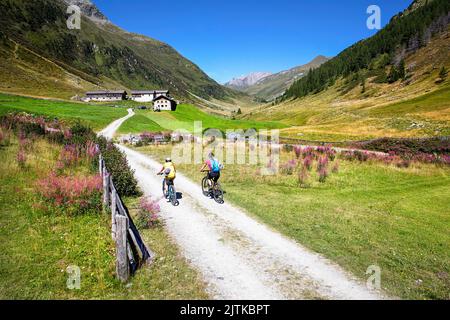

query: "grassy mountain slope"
left=243, top=56, right=330, bottom=101
left=283, top=0, right=450, bottom=100
left=0, top=0, right=237, bottom=101
left=247, top=0, right=450, bottom=141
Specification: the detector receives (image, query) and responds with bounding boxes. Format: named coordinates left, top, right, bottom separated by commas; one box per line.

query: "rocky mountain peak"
left=63, top=0, right=109, bottom=24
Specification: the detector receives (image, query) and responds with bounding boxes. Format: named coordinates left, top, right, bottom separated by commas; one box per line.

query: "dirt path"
left=101, top=113, right=386, bottom=300
left=97, top=108, right=134, bottom=139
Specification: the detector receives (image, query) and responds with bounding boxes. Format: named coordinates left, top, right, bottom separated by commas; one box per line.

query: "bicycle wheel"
left=162, top=179, right=169, bottom=199
left=213, top=182, right=224, bottom=204
left=169, top=185, right=179, bottom=206
left=201, top=177, right=210, bottom=196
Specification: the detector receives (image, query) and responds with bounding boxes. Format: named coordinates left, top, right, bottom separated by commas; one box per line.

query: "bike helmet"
left=165, top=157, right=172, bottom=163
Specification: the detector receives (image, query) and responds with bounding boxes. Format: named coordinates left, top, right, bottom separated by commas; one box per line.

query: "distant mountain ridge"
left=225, top=72, right=273, bottom=90
left=240, top=55, right=330, bottom=101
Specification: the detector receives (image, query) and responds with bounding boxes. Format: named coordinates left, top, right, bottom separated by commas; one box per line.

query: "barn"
left=85, top=90, right=127, bottom=102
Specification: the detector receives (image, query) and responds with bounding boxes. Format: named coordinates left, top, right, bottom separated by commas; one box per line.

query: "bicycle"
left=201, top=170, right=224, bottom=204
left=159, top=173, right=179, bottom=206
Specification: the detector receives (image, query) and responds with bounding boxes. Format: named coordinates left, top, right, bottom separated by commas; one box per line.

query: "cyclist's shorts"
left=208, top=171, right=220, bottom=182
left=165, top=177, right=175, bottom=185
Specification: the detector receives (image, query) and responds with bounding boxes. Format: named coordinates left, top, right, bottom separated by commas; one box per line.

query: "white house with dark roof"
left=129, top=90, right=169, bottom=102
left=85, top=90, right=127, bottom=102
left=153, top=95, right=177, bottom=111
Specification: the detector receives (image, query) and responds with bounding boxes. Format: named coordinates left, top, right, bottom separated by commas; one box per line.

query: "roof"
left=86, top=90, right=126, bottom=95
left=130, top=90, right=169, bottom=95
left=153, top=94, right=176, bottom=102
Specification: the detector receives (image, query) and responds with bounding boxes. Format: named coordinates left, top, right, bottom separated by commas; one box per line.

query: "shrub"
left=281, top=159, right=297, bottom=175
left=36, top=173, right=102, bottom=215
left=396, top=159, right=411, bottom=168
left=302, top=146, right=316, bottom=159
left=16, top=148, right=26, bottom=168
left=294, top=145, right=302, bottom=159
left=136, top=197, right=161, bottom=229
left=352, top=137, right=450, bottom=155
left=341, top=150, right=369, bottom=162
left=318, top=167, right=329, bottom=183
left=59, top=144, right=81, bottom=167
left=97, top=136, right=140, bottom=197
left=317, top=155, right=329, bottom=172
left=298, top=166, right=309, bottom=188
left=303, top=155, right=313, bottom=171
left=0, top=129, right=10, bottom=146
left=69, top=121, right=96, bottom=146
left=283, top=144, right=294, bottom=153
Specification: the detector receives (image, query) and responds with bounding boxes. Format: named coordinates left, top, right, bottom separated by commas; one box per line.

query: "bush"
left=294, top=145, right=302, bottom=159
left=352, top=137, right=450, bottom=155
left=36, top=173, right=103, bottom=215
left=318, top=167, right=329, bottom=183
left=136, top=197, right=161, bottom=229
left=298, top=166, right=309, bottom=188
left=69, top=122, right=96, bottom=146
left=281, top=159, right=297, bottom=175
left=16, top=148, right=26, bottom=168
left=303, top=156, right=313, bottom=171
left=97, top=136, right=140, bottom=197
left=283, top=144, right=294, bottom=153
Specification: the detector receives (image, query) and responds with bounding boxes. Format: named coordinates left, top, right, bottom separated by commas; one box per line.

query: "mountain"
left=225, top=72, right=272, bottom=91
left=246, top=0, right=450, bottom=141
left=283, top=0, right=450, bottom=100
left=0, top=0, right=237, bottom=101
left=242, top=55, right=330, bottom=101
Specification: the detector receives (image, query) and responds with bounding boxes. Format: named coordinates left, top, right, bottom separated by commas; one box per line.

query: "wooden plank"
left=111, top=184, right=117, bottom=241
left=99, top=155, right=102, bottom=175
left=115, top=215, right=129, bottom=283
left=103, top=171, right=110, bottom=208
left=117, top=198, right=127, bottom=216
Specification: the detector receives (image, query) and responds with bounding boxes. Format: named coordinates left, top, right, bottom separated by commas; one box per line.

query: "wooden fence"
left=99, top=155, right=154, bottom=283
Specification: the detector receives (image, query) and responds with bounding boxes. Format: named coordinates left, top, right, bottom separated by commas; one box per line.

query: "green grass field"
left=248, top=78, right=450, bottom=142
left=117, top=104, right=286, bottom=135
left=135, top=143, right=450, bottom=300
left=0, top=93, right=128, bottom=131
left=0, top=133, right=207, bottom=299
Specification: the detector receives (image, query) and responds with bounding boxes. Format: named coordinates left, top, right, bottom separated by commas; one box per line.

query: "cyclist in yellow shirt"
left=157, top=157, right=176, bottom=198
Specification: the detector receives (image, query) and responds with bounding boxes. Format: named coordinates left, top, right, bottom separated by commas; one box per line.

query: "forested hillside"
left=283, top=0, right=450, bottom=100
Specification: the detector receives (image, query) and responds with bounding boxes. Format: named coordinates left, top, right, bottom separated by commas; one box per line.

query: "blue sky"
left=94, top=0, right=413, bottom=83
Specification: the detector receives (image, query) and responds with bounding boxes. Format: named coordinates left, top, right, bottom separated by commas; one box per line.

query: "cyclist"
left=158, top=157, right=176, bottom=196
left=200, top=152, right=222, bottom=191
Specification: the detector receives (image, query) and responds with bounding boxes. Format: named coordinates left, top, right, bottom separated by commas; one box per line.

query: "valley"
left=0, top=0, right=449, bottom=303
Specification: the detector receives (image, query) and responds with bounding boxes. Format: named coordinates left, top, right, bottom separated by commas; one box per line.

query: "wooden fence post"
left=115, top=215, right=129, bottom=283
left=99, top=155, right=103, bottom=176
left=103, top=171, right=110, bottom=209
left=111, top=180, right=117, bottom=240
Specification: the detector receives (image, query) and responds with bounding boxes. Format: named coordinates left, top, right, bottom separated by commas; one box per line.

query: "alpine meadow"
left=0, top=0, right=449, bottom=307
